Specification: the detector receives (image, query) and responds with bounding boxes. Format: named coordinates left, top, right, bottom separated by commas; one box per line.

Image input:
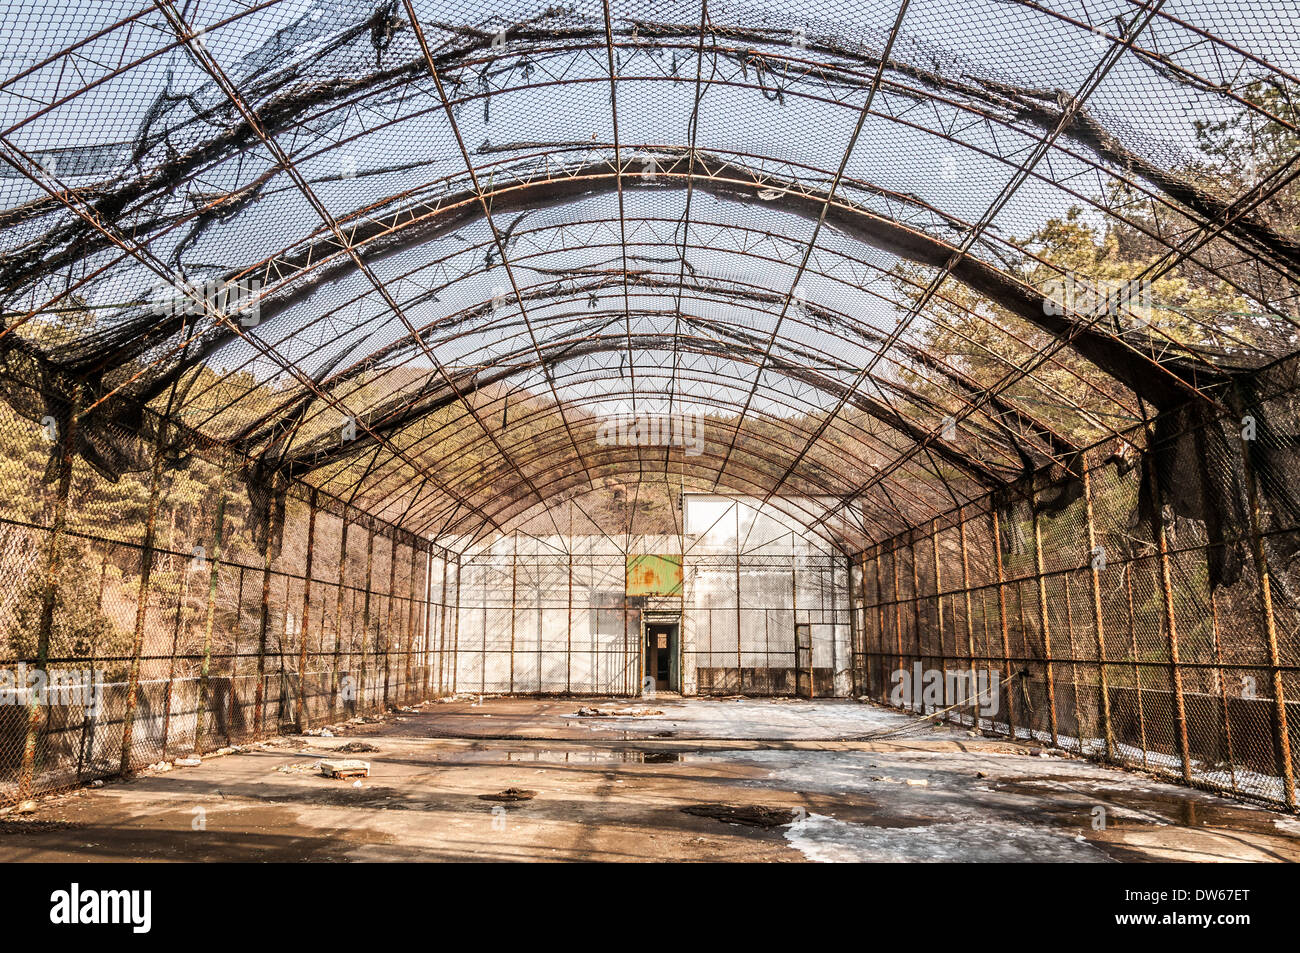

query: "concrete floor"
left=2, top=696, right=1298, bottom=862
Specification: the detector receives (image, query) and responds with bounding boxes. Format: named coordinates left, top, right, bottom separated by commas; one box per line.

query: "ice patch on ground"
left=574, top=698, right=955, bottom=740
left=1273, top=815, right=1300, bottom=835
left=783, top=813, right=1113, bottom=863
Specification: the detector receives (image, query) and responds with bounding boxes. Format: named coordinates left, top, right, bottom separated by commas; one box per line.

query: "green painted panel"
left=626, top=554, right=683, bottom=596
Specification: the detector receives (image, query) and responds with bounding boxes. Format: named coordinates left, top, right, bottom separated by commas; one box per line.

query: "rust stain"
left=626, top=555, right=683, bottom=596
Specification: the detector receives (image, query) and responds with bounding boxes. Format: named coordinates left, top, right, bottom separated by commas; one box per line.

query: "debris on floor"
left=333, top=741, right=380, bottom=753
left=478, top=788, right=538, bottom=801
left=643, top=752, right=682, bottom=763
left=277, top=760, right=324, bottom=775
left=575, top=706, right=664, bottom=717
left=0, top=818, right=81, bottom=835
left=6, top=697, right=1298, bottom=863
left=681, top=803, right=801, bottom=828
left=319, top=759, right=370, bottom=779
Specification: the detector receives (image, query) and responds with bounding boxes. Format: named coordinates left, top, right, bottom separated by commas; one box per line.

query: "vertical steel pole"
left=958, top=509, right=978, bottom=729
left=510, top=530, right=518, bottom=694
left=434, top=548, right=446, bottom=694
left=791, top=532, right=799, bottom=696
left=1062, top=569, right=1081, bottom=747
left=1147, top=453, right=1194, bottom=785
left=931, top=520, right=947, bottom=713
left=1032, top=496, right=1059, bottom=746
left=621, top=548, right=630, bottom=697
left=1239, top=426, right=1296, bottom=808
left=382, top=536, right=396, bottom=707
left=908, top=532, right=924, bottom=692
left=567, top=501, right=574, bottom=694
left=436, top=543, right=447, bottom=691
left=891, top=541, right=903, bottom=703
left=991, top=507, right=1016, bottom=738
left=1209, top=587, right=1239, bottom=794
left=426, top=545, right=436, bottom=695
left=120, top=429, right=165, bottom=774
left=359, top=524, right=375, bottom=712
left=481, top=555, right=488, bottom=695
left=846, top=540, right=858, bottom=697
left=252, top=498, right=274, bottom=740
left=452, top=554, right=462, bottom=694
left=1082, top=464, right=1114, bottom=760
left=229, top=566, right=244, bottom=747
left=426, top=546, right=436, bottom=694
left=277, top=574, right=291, bottom=725
left=872, top=551, right=886, bottom=702
left=434, top=546, right=444, bottom=696
left=330, top=517, right=349, bottom=720
left=1124, top=564, right=1149, bottom=768
left=20, top=397, right=77, bottom=796
left=195, top=478, right=227, bottom=754
left=566, top=543, right=574, bottom=695
left=852, top=546, right=863, bottom=696
left=296, top=490, right=317, bottom=730
left=408, top=543, right=418, bottom=696
left=735, top=504, right=743, bottom=685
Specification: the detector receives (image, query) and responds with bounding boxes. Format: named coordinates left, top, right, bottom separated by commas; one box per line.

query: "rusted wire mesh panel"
left=0, top=412, right=448, bottom=805
left=853, top=368, right=1300, bottom=811
left=1, top=0, right=1299, bottom=815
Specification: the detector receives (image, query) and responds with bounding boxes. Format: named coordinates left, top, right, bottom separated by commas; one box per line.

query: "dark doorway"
left=644, top=622, right=679, bottom=692
left=795, top=623, right=813, bottom=699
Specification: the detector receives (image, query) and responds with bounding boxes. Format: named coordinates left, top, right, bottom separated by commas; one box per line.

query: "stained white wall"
left=450, top=496, right=852, bottom=695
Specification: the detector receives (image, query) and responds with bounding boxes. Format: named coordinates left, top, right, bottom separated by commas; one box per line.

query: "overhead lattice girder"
left=5, top=12, right=1296, bottom=329
left=276, top=335, right=1024, bottom=494
left=17, top=149, right=1216, bottom=501
left=243, top=325, right=1037, bottom=483
left=1, top=0, right=1297, bottom=550
left=295, top=345, right=976, bottom=524
left=182, top=226, right=1130, bottom=462
left=233, top=155, right=1221, bottom=397
left=305, top=373, right=979, bottom=534
left=216, top=261, right=1088, bottom=461
left=412, top=455, right=893, bottom=550
left=5, top=147, right=1236, bottom=403
left=435, top=471, right=880, bottom=553
left=7, top=201, right=1118, bottom=520
left=351, top=421, right=961, bottom=543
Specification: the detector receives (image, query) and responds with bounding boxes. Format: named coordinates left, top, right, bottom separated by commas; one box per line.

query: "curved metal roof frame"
left=0, top=0, right=1297, bottom=553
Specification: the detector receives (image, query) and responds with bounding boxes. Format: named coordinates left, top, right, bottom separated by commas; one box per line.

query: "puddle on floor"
left=990, top=776, right=1299, bottom=835
left=438, top=748, right=714, bottom=765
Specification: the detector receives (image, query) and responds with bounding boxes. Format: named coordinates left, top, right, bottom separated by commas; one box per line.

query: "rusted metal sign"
left=626, top=554, right=683, bottom=596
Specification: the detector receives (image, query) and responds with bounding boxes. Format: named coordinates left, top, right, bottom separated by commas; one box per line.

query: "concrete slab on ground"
left=1, top=697, right=1296, bottom=862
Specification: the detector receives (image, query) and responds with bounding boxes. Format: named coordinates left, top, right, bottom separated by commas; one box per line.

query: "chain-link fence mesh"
left=852, top=364, right=1300, bottom=811
left=452, top=497, right=850, bottom=698
left=0, top=401, right=450, bottom=806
